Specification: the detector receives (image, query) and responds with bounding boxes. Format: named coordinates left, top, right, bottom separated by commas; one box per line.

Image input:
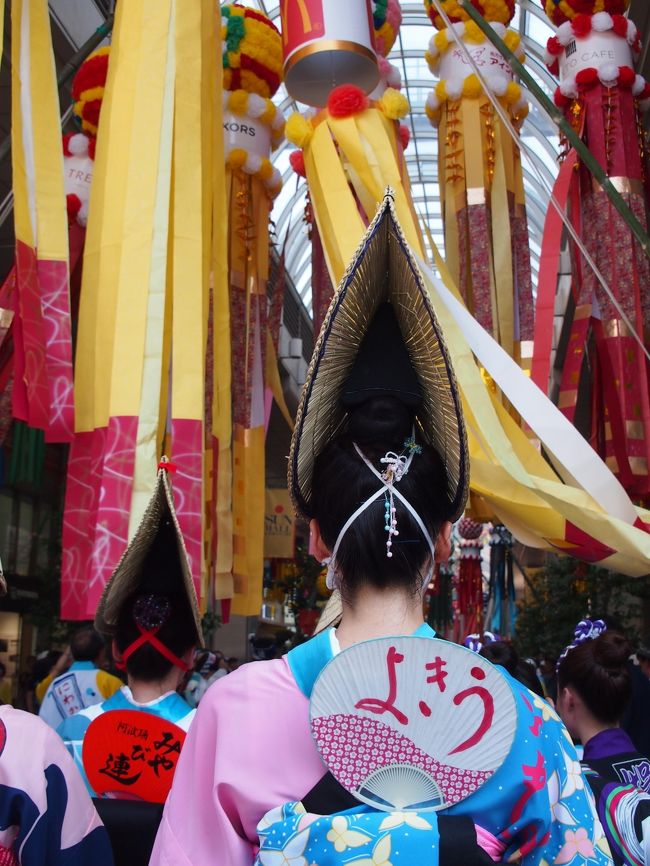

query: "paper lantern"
left=281, top=0, right=379, bottom=106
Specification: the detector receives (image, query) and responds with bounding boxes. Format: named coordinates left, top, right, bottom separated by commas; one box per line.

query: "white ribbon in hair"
left=324, top=444, right=436, bottom=591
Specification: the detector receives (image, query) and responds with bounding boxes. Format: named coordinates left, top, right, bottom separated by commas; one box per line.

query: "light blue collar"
left=69, top=661, right=97, bottom=672
left=288, top=622, right=436, bottom=698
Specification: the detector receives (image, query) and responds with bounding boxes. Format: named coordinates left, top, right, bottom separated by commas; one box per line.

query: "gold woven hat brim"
left=94, top=462, right=202, bottom=643
left=288, top=191, right=469, bottom=522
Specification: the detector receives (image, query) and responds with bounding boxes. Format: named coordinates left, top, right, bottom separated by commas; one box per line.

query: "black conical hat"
left=288, top=191, right=468, bottom=522
left=94, top=460, right=202, bottom=643
left=340, top=302, right=422, bottom=409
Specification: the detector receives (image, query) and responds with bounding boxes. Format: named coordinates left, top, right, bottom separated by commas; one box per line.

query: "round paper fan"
left=310, top=636, right=517, bottom=812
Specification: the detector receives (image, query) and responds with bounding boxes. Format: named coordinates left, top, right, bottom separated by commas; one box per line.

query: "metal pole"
left=0, top=15, right=114, bottom=165
left=458, top=0, right=650, bottom=258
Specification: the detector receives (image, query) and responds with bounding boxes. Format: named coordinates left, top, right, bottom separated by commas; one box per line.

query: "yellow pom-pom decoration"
left=258, top=159, right=274, bottom=182
left=222, top=4, right=283, bottom=98
left=464, top=22, right=484, bottom=44
left=434, top=30, right=449, bottom=53
left=463, top=74, right=483, bottom=98
left=425, top=50, right=439, bottom=74
left=435, top=80, right=449, bottom=102
left=504, top=81, right=521, bottom=104
left=228, top=148, right=248, bottom=170
left=286, top=112, right=314, bottom=148
left=425, top=103, right=440, bottom=124
left=503, top=30, right=521, bottom=53
left=424, top=0, right=514, bottom=28
left=260, top=101, right=277, bottom=126
left=378, top=88, right=409, bottom=120
left=229, top=89, right=250, bottom=116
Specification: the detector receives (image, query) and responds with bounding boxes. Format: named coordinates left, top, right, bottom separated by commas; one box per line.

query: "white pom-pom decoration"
left=426, top=91, right=440, bottom=112
left=446, top=77, right=463, bottom=100
left=488, top=74, right=509, bottom=96
left=428, top=35, right=439, bottom=56
left=513, top=97, right=528, bottom=114
left=243, top=153, right=263, bottom=175
left=633, top=74, right=646, bottom=96
left=386, top=62, right=402, bottom=90
left=77, top=200, right=89, bottom=227
left=450, top=22, right=466, bottom=38
left=598, top=63, right=618, bottom=84
left=559, top=77, right=577, bottom=98
left=557, top=22, right=574, bottom=46
left=627, top=20, right=638, bottom=46
left=247, top=94, right=267, bottom=119
left=271, top=110, right=284, bottom=131
left=68, top=133, right=89, bottom=156
left=591, top=12, right=612, bottom=32
left=491, top=23, right=507, bottom=38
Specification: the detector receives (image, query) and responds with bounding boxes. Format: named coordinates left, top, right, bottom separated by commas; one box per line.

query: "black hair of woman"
left=557, top=630, right=632, bottom=725
left=310, top=396, right=453, bottom=602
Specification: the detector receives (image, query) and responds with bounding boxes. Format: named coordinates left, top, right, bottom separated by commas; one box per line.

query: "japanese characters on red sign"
left=82, top=710, right=186, bottom=803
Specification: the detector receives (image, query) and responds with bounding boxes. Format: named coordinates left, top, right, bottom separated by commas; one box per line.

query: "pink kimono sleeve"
left=149, top=658, right=325, bottom=866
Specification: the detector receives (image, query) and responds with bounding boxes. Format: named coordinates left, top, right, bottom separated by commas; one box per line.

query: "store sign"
left=264, top=489, right=295, bottom=559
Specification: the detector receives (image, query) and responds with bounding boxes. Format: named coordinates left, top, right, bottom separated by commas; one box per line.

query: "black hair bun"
left=347, top=396, right=413, bottom=448
left=594, top=631, right=631, bottom=671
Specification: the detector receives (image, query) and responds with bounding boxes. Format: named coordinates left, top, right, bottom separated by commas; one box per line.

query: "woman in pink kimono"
left=150, top=195, right=611, bottom=866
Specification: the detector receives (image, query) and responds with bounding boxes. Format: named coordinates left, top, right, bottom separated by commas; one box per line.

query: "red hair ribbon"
left=119, top=624, right=189, bottom=672
left=158, top=460, right=177, bottom=473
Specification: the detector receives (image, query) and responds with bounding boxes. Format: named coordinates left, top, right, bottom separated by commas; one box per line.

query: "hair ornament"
left=380, top=448, right=415, bottom=557
left=556, top=617, right=607, bottom=671
left=133, top=594, right=172, bottom=631
left=464, top=631, right=500, bottom=653
left=323, top=441, right=435, bottom=588
left=403, top=434, right=422, bottom=455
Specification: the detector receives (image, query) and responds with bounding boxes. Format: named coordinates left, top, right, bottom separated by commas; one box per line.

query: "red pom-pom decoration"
left=88, top=138, right=96, bottom=160
left=72, top=50, right=109, bottom=103
left=576, top=67, right=598, bottom=86
left=554, top=89, right=570, bottom=108
left=62, top=133, right=74, bottom=157
left=571, top=14, right=591, bottom=38
left=289, top=149, right=306, bottom=177
left=66, top=194, right=82, bottom=220
left=548, top=59, right=560, bottom=76
left=398, top=124, right=410, bottom=151
left=327, top=84, right=370, bottom=119
left=618, top=66, right=635, bottom=87
left=611, top=14, right=628, bottom=38
left=641, top=83, right=650, bottom=100
left=547, top=36, right=563, bottom=56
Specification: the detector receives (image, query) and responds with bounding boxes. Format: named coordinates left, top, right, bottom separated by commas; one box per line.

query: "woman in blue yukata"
left=557, top=620, right=650, bottom=866
left=151, top=193, right=613, bottom=866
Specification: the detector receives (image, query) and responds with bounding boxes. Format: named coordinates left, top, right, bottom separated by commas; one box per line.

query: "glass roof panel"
left=233, top=0, right=561, bottom=316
